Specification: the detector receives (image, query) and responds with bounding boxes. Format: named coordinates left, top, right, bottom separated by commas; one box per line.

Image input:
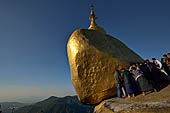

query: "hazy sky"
left=0, top=0, right=170, bottom=103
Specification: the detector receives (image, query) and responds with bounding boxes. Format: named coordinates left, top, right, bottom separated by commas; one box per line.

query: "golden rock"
left=67, top=29, right=143, bottom=104
left=67, top=6, right=143, bottom=105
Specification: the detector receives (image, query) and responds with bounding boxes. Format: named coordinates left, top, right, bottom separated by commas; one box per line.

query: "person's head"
left=152, top=58, right=156, bottom=62
left=136, top=62, right=140, bottom=66
left=132, top=63, right=137, bottom=68
left=163, top=54, right=167, bottom=59
left=140, top=63, right=143, bottom=66
left=144, top=61, right=147, bottom=64
left=120, top=68, right=126, bottom=72
left=115, top=70, right=120, bottom=75
left=131, top=67, right=136, bottom=70
left=145, top=59, right=150, bottom=63
left=168, top=53, right=170, bottom=57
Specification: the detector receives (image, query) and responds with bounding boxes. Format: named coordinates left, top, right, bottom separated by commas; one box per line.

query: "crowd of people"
left=114, top=53, right=170, bottom=98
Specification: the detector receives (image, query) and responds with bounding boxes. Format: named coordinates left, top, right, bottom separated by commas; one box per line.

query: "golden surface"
left=67, top=29, right=143, bottom=105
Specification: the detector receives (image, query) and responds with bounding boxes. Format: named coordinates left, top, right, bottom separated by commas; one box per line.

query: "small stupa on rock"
left=88, top=4, right=106, bottom=34
left=67, top=5, right=143, bottom=105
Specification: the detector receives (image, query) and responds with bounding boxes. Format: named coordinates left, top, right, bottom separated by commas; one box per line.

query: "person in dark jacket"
left=145, top=59, right=163, bottom=83
left=121, top=68, right=134, bottom=98
left=139, top=62, right=151, bottom=80
left=114, top=70, right=123, bottom=98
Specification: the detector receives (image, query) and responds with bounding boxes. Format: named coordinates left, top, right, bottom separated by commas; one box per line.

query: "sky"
left=0, top=0, right=170, bottom=103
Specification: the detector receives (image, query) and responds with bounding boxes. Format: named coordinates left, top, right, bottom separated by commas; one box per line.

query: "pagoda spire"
left=88, top=4, right=106, bottom=33
left=89, top=4, right=97, bottom=26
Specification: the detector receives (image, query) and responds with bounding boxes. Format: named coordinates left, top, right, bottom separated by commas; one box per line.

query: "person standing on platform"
left=121, top=68, right=135, bottom=98
left=114, top=70, right=123, bottom=98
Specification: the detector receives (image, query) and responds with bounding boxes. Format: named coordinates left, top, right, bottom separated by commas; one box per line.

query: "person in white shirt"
left=152, top=58, right=162, bottom=69
left=152, top=58, right=169, bottom=79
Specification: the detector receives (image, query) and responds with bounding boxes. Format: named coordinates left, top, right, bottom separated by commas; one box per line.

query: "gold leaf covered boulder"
left=67, top=5, right=143, bottom=105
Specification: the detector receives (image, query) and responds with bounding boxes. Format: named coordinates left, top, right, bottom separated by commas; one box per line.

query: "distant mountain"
left=0, top=102, right=28, bottom=113
left=14, top=96, right=94, bottom=113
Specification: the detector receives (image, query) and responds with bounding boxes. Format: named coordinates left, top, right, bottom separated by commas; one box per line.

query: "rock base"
left=94, top=84, right=170, bottom=113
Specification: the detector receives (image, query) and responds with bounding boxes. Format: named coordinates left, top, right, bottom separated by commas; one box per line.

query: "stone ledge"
left=94, top=84, right=170, bottom=113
